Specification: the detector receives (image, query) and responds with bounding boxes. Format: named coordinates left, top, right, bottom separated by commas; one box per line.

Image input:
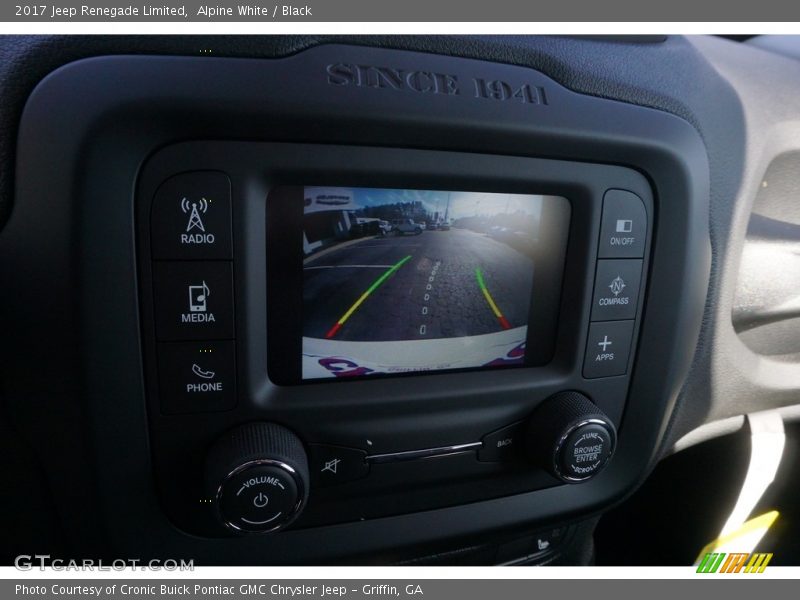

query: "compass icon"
left=609, top=276, right=626, bottom=296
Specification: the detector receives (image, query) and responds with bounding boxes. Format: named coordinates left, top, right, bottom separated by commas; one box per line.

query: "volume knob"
left=205, top=422, right=309, bottom=534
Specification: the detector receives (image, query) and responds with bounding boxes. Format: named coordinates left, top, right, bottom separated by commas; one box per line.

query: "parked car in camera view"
left=390, top=218, right=423, bottom=235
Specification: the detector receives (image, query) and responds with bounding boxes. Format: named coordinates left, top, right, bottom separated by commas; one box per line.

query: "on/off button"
left=598, top=189, right=647, bottom=259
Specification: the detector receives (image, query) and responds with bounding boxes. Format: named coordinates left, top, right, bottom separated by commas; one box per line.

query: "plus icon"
left=598, top=335, right=613, bottom=351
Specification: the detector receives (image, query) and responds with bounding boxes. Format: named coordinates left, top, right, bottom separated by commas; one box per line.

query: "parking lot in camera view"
left=302, top=188, right=540, bottom=344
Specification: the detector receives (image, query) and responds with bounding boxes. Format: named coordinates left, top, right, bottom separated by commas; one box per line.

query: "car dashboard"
left=2, top=34, right=800, bottom=566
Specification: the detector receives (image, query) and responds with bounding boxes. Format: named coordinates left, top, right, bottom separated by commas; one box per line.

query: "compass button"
left=591, top=259, right=643, bottom=321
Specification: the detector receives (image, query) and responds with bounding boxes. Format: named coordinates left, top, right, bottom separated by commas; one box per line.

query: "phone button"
left=157, top=340, right=236, bottom=414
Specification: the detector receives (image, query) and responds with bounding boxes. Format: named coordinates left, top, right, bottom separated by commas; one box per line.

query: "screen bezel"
left=267, top=185, right=572, bottom=384
left=136, top=140, right=654, bottom=535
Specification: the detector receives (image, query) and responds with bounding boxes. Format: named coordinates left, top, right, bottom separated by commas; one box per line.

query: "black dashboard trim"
left=1, top=44, right=709, bottom=563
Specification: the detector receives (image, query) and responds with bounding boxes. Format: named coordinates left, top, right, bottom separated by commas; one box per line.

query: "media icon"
left=188, top=281, right=210, bottom=312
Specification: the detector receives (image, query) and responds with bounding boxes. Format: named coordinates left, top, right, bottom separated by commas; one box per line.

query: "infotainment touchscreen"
left=297, top=186, right=571, bottom=380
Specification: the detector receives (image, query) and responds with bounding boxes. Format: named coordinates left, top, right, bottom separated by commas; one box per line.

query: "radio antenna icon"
left=181, top=197, right=209, bottom=233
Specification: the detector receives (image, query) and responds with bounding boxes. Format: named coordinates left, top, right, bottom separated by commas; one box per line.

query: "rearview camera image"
left=301, top=186, right=569, bottom=379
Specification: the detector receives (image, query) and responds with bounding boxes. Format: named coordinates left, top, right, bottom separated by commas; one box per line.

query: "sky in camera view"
left=348, top=187, right=544, bottom=220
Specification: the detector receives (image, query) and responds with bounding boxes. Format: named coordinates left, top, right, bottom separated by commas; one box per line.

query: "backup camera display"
left=301, top=186, right=570, bottom=380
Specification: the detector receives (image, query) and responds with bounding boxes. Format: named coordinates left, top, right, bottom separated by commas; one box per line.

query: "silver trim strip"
left=367, top=442, right=482, bottom=464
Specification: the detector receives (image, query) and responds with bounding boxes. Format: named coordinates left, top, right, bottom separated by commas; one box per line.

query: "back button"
left=479, top=422, right=525, bottom=462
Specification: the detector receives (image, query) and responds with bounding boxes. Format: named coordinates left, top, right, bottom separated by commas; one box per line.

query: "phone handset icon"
left=191, top=364, right=216, bottom=380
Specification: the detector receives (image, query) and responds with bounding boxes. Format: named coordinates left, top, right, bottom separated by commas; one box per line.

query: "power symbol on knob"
left=206, top=422, right=309, bottom=534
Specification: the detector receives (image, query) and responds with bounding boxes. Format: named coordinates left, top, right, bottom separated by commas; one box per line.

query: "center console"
left=137, top=142, right=652, bottom=535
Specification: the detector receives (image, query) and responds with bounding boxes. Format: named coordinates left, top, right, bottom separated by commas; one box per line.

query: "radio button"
left=153, top=261, right=235, bottom=341
left=598, top=189, right=647, bottom=258
left=591, top=259, right=642, bottom=321
left=157, top=340, right=236, bottom=414
left=151, top=171, right=232, bottom=260
left=309, top=444, right=369, bottom=487
left=583, top=320, right=634, bottom=379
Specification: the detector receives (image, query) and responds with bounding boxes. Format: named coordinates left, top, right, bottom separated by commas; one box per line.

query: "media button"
left=583, top=320, right=635, bottom=379
left=151, top=171, right=232, bottom=260
left=157, top=340, right=236, bottom=413
left=598, top=189, right=647, bottom=258
left=591, top=259, right=643, bottom=321
left=153, top=261, right=234, bottom=341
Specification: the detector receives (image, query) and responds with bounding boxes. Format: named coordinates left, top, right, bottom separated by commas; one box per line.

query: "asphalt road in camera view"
left=303, top=228, right=535, bottom=342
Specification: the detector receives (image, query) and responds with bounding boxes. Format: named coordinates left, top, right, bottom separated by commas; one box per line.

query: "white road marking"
left=418, top=259, right=441, bottom=336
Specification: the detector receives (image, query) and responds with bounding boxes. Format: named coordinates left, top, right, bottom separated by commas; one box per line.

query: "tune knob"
left=527, top=391, right=616, bottom=483
left=205, top=422, right=309, bottom=534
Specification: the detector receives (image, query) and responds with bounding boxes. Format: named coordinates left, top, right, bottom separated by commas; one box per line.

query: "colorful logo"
left=696, top=552, right=773, bottom=573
